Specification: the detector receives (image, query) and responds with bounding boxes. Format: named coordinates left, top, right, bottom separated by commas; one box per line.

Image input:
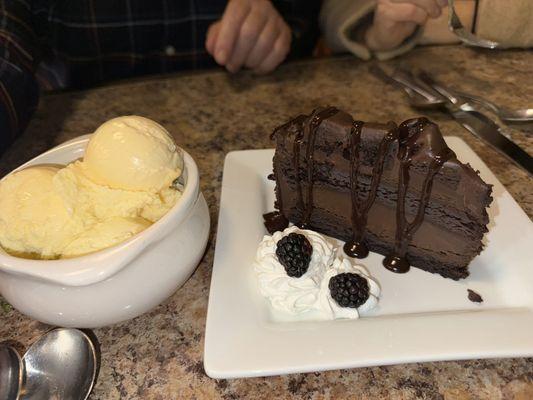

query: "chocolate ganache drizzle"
left=263, top=115, right=307, bottom=235
left=343, top=121, right=398, bottom=258
left=269, top=107, right=339, bottom=231
left=299, top=107, right=339, bottom=228
left=263, top=119, right=302, bottom=234
left=382, top=117, right=455, bottom=273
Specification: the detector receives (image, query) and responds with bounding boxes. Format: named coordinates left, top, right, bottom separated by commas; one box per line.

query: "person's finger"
left=226, top=7, right=268, bottom=72
left=254, top=25, right=291, bottom=74
left=378, top=2, right=429, bottom=25
left=389, top=0, right=442, bottom=18
left=213, top=0, right=251, bottom=65
left=205, top=21, right=221, bottom=55
left=244, top=17, right=280, bottom=69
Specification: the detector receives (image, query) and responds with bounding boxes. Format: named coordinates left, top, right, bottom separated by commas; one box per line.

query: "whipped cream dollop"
left=254, top=226, right=380, bottom=320
left=254, top=226, right=334, bottom=315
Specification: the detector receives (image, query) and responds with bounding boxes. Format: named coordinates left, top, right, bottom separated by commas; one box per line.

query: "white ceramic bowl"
left=0, top=135, right=210, bottom=328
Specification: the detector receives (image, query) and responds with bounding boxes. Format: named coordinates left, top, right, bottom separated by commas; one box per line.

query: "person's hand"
left=205, top=0, right=291, bottom=74
left=365, top=0, right=448, bottom=52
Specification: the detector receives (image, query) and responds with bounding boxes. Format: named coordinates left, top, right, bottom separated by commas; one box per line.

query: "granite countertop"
left=1, top=46, right=532, bottom=399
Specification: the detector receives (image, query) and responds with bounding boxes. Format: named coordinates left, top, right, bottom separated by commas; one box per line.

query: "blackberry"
left=276, top=233, right=313, bottom=278
left=328, top=273, right=369, bottom=308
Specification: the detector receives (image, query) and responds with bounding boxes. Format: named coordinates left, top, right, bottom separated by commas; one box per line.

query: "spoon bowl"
left=21, top=328, right=98, bottom=400
left=455, top=91, right=533, bottom=123
left=0, top=344, right=23, bottom=400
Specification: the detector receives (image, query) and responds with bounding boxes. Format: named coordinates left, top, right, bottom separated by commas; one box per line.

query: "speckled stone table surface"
left=1, top=46, right=532, bottom=399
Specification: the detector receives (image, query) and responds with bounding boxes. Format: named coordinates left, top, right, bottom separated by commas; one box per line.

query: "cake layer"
left=270, top=108, right=493, bottom=279
left=275, top=156, right=487, bottom=240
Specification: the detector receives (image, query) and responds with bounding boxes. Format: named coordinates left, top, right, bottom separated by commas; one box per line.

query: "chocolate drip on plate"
left=344, top=122, right=397, bottom=259
left=383, top=118, right=455, bottom=273
left=467, top=289, right=483, bottom=303
left=263, top=211, right=289, bottom=234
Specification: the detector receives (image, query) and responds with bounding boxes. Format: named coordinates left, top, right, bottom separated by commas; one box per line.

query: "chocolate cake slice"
left=267, top=107, right=492, bottom=280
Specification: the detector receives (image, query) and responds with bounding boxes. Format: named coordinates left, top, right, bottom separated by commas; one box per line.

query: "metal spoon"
left=21, top=328, right=98, bottom=400
left=404, top=67, right=533, bottom=123
left=454, top=91, right=533, bottom=122
left=0, top=344, right=23, bottom=400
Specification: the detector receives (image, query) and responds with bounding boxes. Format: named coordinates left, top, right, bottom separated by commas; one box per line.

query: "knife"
left=418, top=72, right=533, bottom=175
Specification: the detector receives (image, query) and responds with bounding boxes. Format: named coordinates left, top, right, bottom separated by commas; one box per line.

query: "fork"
left=448, top=0, right=501, bottom=49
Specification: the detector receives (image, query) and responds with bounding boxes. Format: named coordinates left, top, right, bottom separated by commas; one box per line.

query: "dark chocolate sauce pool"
left=381, top=255, right=410, bottom=273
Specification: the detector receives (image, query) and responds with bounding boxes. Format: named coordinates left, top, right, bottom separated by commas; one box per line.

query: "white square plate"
left=204, top=137, right=533, bottom=379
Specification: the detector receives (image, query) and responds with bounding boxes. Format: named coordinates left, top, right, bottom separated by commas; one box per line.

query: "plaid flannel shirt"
left=0, top=0, right=321, bottom=155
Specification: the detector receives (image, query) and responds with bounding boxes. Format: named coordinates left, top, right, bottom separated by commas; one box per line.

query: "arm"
left=319, top=0, right=378, bottom=60
left=320, top=0, right=475, bottom=60
left=364, top=0, right=448, bottom=52
left=368, top=0, right=533, bottom=48
left=0, top=0, right=40, bottom=155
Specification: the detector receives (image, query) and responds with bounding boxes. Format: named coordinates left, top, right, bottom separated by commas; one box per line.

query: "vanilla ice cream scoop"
left=0, top=166, right=83, bottom=258
left=84, top=116, right=183, bottom=192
